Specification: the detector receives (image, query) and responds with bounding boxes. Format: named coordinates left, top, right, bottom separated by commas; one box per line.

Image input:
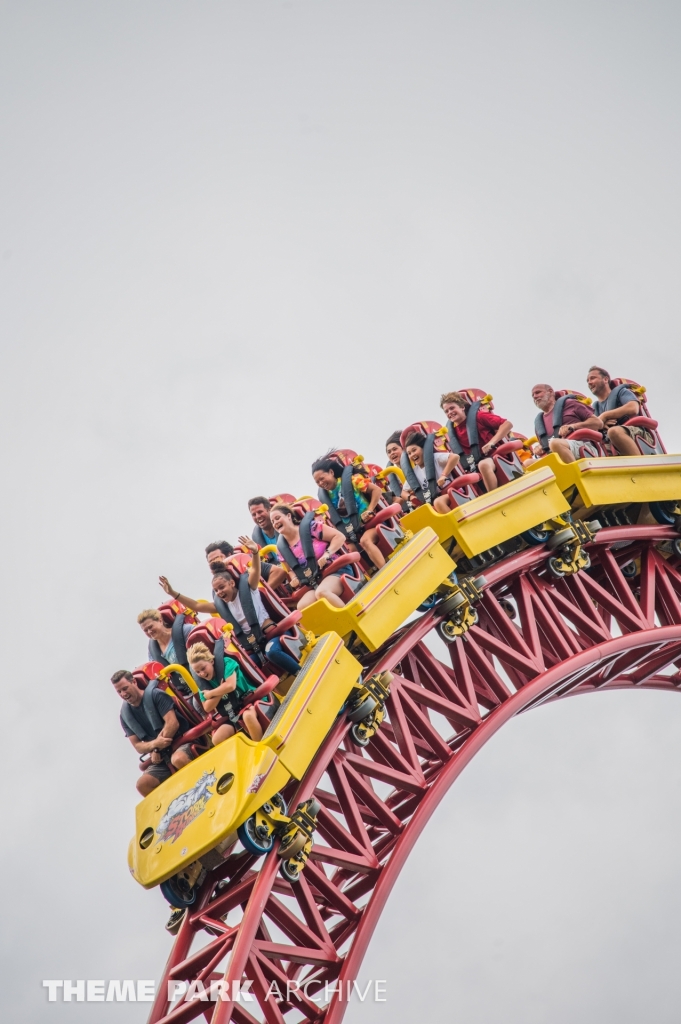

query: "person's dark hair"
left=271, top=503, right=302, bottom=525
left=311, top=457, right=344, bottom=479
left=588, top=365, right=611, bottom=382
left=248, top=496, right=271, bottom=510
left=211, top=567, right=235, bottom=582
left=205, top=540, right=234, bottom=558
left=111, top=669, right=134, bottom=684
left=386, top=431, right=403, bottom=450
left=404, top=432, right=427, bottom=449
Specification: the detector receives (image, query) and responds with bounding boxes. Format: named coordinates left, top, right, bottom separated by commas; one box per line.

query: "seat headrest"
left=554, top=389, right=592, bottom=405
left=455, top=388, right=493, bottom=409
left=132, top=661, right=164, bottom=689
left=327, top=449, right=359, bottom=466
left=158, top=600, right=198, bottom=627
left=400, top=420, right=443, bottom=448
left=611, top=377, right=647, bottom=397
left=186, top=617, right=230, bottom=652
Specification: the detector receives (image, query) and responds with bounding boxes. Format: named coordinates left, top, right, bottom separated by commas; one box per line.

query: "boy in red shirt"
left=440, top=391, right=513, bottom=493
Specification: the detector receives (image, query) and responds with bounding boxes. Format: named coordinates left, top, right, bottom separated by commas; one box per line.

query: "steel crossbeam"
left=148, top=527, right=681, bottom=1024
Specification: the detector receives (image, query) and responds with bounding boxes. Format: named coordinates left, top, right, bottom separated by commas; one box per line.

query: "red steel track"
left=148, top=525, right=681, bottom=1024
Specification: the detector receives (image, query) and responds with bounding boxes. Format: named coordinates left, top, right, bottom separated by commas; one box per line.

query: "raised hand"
left=237, top=535, right=259, bottom=554
left=159, top=575, right=174, bottom=596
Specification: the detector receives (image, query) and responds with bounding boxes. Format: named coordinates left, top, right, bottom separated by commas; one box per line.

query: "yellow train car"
left=128, top=632, right=362, bottom=901
left=400, top=466, right=571, bottom=559
left=299, top=526, right=456, bottom=650
left=526, top=452, right=681, bottom=520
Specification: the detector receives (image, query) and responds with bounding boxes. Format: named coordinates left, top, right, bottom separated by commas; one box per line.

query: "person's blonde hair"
left=440, top=391, right=467, bottom=409
left=137, top=608, right=161, bottom=625
left=187, top=641, right=214, bottom=664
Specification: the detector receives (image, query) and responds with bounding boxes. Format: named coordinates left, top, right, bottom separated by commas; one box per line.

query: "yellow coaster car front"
left=128, top=632, right=362, bottom=890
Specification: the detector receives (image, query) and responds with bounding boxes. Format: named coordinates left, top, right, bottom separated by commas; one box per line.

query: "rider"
left=111, top=669, right=194, bottom=796
left=137, top=608, right=193, bottom=671
left=383, top=432, right=407, bottom=503
left=270, top=503, right=350, bottom=610
left=530, top=383, right=603, bottom=462
left=187, top=641, right=266, bottom=743
left=159, top=538, right=301, bottom=676
left=401, top=432, right=459, bottom=512
left=439, top=392, right=513, bottom=492
left=311, top=457, right=386, bottom=569
left=205, top=540, right=234, bottom=569
left=586, top=366, right=652, bottom=456
left=247, top=497, right=288, bottom=588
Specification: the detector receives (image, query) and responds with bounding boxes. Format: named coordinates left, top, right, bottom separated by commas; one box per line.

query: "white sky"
left=1, top=2, right=680, bottom=1021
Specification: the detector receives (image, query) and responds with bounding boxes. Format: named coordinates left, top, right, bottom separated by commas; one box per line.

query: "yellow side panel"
left=300, top=528, right=455, bottom=650
left=526, top=453, right=681, bottom=509
left=269, top=633, right=362, bottom=779
left=128, top=632, right=359, bottom=889
left=130, top=737, right=288, bottom=889
left=401, top=467, right=570, bottom=558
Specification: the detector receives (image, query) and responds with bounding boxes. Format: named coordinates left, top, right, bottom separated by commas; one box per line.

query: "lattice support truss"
left=148, top=525, right=681, bottom=1024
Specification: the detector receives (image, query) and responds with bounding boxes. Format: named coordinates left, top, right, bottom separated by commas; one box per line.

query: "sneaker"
left=165, top=907, right=186, bottom=935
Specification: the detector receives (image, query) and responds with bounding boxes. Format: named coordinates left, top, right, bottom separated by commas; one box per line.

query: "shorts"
left=143, top=742, right=194, bottom=780
left=566, top=438, right=599, bottom=459
left=330, top=563, right=357, bottom=579
left=623, top=424, right=656, bottom=448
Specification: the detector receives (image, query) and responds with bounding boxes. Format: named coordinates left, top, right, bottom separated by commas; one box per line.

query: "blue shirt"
left=161, top=623, right=193, bottom=665
left=593, top=387, right=637, bottom=417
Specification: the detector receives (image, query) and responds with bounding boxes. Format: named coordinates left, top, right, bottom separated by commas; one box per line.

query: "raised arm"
left=158, top=576, right=216, bottom=614
left=238, top=536, right=262, bottom=590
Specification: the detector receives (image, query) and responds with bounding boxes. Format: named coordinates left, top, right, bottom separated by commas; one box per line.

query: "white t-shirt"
left=410, top=451, right=451, bottom=491
left=227, top=588, right=269, bottom=630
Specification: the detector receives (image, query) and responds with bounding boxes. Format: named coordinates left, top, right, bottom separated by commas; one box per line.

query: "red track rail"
left=148, top=526, right=681, bottom=1024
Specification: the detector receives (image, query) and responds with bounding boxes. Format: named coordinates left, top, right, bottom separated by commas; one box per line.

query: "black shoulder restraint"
left=534, top=394, right=571, bottom=454
left=147, top=638, right=165, bottom=664
left=399, top=437, right=439, bottom=505
left=120, top=680, right=164, bottom=740
left=446, top=401, right=482, bottom=469
left=213, top=636, right=225, bottom=682
left=213, top=572, right=264, bottom=654
left=252, top=525, right=266, bottom=547
left=171, top=614, right=188, bottom=666
left=400, top=451, right=425, bottom=504
left=602, top=384, right=633, bottom=414
left=318, top=465, right=361, bottom=540
left=276, top=511, right=319, bottom=588
left=385, top=469, right=403, bottom=498
left=206, top=637, right=240, bottom=727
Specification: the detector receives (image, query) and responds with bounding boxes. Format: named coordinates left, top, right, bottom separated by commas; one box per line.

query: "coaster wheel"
left=237, top=815, right=274, bottom=856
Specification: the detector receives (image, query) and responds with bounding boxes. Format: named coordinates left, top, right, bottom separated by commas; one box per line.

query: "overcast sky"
left=1, top=2, right=681, bottom=1022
